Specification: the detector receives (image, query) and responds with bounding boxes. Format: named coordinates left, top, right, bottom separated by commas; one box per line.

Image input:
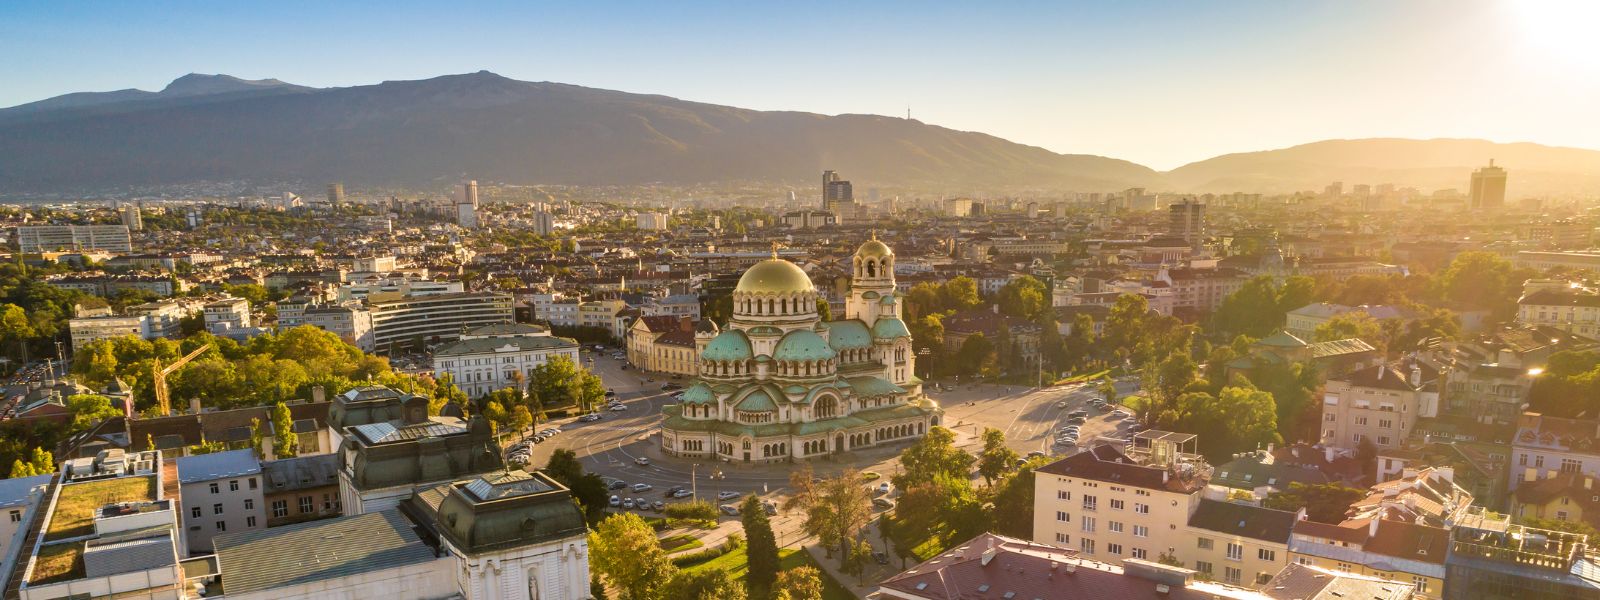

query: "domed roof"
left=735, top=389, right=778, bottom=412
left=736, top=259, right=813, bottom=295
left=678, top=382, right=716, bottom=405
left=703, top=330, right=753, bottom=361
left=856, top=238, right=893, bottom=259
left=773, top=329, right=837, bottom=362
left=873, top=317, right=912, bottom=339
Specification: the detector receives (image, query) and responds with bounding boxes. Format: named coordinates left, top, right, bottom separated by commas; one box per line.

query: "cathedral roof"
left=873, top=316, right=912, bottom=339
left=703, top=330, right=753, bottom=361
left=678, top=382, right=716, bottom=405
left=822, top=320, right=872, bottom=350
left=734, top=389, right=778, bottom=412
left=773, top=329, right=838, bottom=362
left=856, top=239, right=894, bottom=259
left=735, top=258, right=814, bottom=295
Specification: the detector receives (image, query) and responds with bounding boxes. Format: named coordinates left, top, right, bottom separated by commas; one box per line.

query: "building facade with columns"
left=659, top=239, right=941, bottom=463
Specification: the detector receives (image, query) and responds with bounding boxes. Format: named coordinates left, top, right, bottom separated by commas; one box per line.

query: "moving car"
left=720, top=504, right=740, bottom=516
left=672, top=489, right=694, bottom=499
left=873, top=498, right=896, bottom=509
left=874, top=551, right=890, bottom=565
left=635, top=457, right=650, bottom=466
left=632, top=483, right=653, bottom=492
left=611, top=404, right=628, bottom=411
left=876, top=482, right=893, bottom=495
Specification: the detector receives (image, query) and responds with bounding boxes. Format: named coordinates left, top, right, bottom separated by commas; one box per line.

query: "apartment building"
left=67, top=315, right=150, bottom=351
left=1510, top=411, right=1600, bottom=492
left=14, top=224, right=132, bottom=252
left=1321, top=360, right=1440, bottom=451
left=203, top=296, right=252, bottom=334
left=1183, top=499, right=1297, bottom=587
left=299, top=303, right=374, bottom=351
left=260, top=453, right=341, bottom=527
left=1156, top=266, right=1250, bottom=315
left=0, top=474, right=52, bottom=591
left=1032, top=434, right=1212, bottom=566
left=578, top=298, right=628, bottom=339
left=1517, top=280, right=1600, bottom=339
left=175, top=449, right=266, bottom=554
left=337, top=276, right=463, bottom=302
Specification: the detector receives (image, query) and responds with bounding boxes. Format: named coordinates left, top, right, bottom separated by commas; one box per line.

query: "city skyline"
left=2, top=1, right=1598, bottom=170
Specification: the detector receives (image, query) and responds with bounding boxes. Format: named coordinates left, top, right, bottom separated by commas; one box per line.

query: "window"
left=7, top=510, right=18, bottom=523
left=272, top=500, right=288, bottom=518
left=1198, top=537, right=1214, bottom=550
left=1352, top=433, right=1365, bottom=443
left=1378, top=419, right=1392, bottom=429
left=1536, top=456, right=1546, bottom=468
left=1135, top=503, right=1150, bottom=514
left=191, top=506, right=202, bottom=519
left=216, top=521, right=227, bottom=532
left=248, top=478, right=257, bottom=490
left=1258, top=549, right=1276, bottom=561
left=246, top=516, right=256, bottom=527
left=299, top=496, right=314, bottom=513
left=1412, top=576, right=1428, bottom=593
left=1132, top=548, right=1148, bottom=560
left=1109, top=521, right=1124, bottom=533
left=1224, top=567, right=1242, bottom=584
left=1355, top=417, right=1367, bottom=426
left=1325, top=413, right=1336, bottom=422
left=1226, top=543, right=1243, bottom=560
left=209, top=483, right=220, bottom=494
left=1562, top=458, right=1582, bottom=473
left=244, top=499, right=254, bottom=510
left=1110, top=499, right=1125, bottom=510
left=1056, top=511, right=1070, bottom=522
left=1378, top=436, right=1391, bottom=446
left=1557, top=510, right=1570, bottom=521
left=1082, top=517, right=1096, bottom=533
left=229, top=480, right=239, bottom=492
left=1080, top=538, right=1095, bottom=554
left=1196, top=561, right=1213, bottom=574
left=1133, top=525, right=1148, bottom=538
left=1520, top=454, right=1529, bottom=467
left=1107, top=543, right=1123, bottom=555
left=213, top=503, right=224, bottom=515
left=1082, top=495, right=1097, bottom=511
left=1055, top=532, right=1070, bottom=544
left=1057, top=490, right=1071, bottom=500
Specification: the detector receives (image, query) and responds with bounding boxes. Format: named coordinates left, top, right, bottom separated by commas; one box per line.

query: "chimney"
left=679, top=315, right=693, bottom=333
left=1369, top=518, right=1381, bottom=538
left=313, top=385, right=327, bottom=404
left=189, top=397, right=201, bottom=415
left=1410, top=365, right=1422, bottom=388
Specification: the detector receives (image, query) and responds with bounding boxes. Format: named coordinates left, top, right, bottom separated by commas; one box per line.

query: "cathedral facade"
left=660, top=238, right=942, bottom=463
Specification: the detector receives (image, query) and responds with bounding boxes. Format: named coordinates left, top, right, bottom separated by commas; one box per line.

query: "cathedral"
left=660, top=238, right=942, bottom=463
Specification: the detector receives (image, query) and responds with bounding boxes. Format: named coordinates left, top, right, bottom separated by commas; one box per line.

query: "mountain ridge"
left=1, top=72, right=1596, bottom=196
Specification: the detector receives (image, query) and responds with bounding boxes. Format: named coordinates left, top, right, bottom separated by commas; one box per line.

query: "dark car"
left=873, top=551, right=889, bottom=565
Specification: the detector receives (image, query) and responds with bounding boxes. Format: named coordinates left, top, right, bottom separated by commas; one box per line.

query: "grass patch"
left=658, top=534, right=704, bottom=553
left=29, top=543, right=84, bottom=584
left=1053, top=369, right=1111, bottom=386
left=46, top=476, right=157, bottom=541
left=911, top=534, right=951, bottom=561
left=684, top=546, right=853, bottom=600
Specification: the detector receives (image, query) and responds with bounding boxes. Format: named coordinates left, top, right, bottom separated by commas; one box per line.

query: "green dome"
left=856, top=239, right=893, bottom=259
left=679, top=382, right=716, bottom=405
left=873, top=317, right=911, bottom=339
left=703, top=331, right=753, bottom=361
left=823, top=321, right=871, bottom=350
left=773, top=329, right=837, bottom=362
left=736, top=259, right=814, bottom=294
left=735, top=389, right=777, bottom=412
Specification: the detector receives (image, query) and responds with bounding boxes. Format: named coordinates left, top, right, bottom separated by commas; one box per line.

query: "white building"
left=1517, top=280, right=1600, bottom=339
left=68, top=315, right=151, bottom=351
left=203, top=296, right=253, bottom=334
left=338, top=276, right=464, bottom=302
left=433, top=323, right=582, bottom=397
left=0, top=474, right=52, bottom=592
left=175, top=449, right=266, bottom=555
left=15, top=225, right=132, bottom=253
left=635, top=212, right=668, bottom=230
left=367, top=291, right=515, bottom=353
left=299, top=303, right=375, bottom=351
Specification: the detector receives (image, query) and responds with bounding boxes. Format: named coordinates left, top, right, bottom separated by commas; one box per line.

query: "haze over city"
left=1, top=3, right=1599, bottom=600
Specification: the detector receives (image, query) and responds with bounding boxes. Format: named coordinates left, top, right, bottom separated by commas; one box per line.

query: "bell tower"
left=847, top=233, right=896, bottom=327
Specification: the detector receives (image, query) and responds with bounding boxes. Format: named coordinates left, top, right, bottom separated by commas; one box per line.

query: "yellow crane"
left=153, top=343, right=212, bottom=416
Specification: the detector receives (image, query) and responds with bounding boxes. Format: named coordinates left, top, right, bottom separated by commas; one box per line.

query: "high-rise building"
left=822, top=170, right=853, bottom=213
left=456, top=202, right=478, bottom=228
left=531, top=210, right=555, bottom=236
left=1469, top=160, right=1507, bottom=210
left=120, top=204, right=143, bottom=231
left=635, top=212, right=668, bottom=230
left=327, top=182, right=345, bottom=207
left=15, top=225, right=132, bottom=252
left=461, top=180, right=480, bottom=208
left=1168, top=198, right=1206, bottom=248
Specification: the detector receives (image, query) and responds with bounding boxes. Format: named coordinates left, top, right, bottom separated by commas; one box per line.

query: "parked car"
left=1067, top=416, right=1087, bottom=424
left=719, top=504, right=740, bottom=516
left=622, top=498, right=635, bottom=509
left=764, top=501, right=778, bottom=516
left=1056, top=401, right=1069, bottom=408
left=672, top=489, right=694, bottom=499
left=873, top=551, right=890, bottom=565
left=635, top=497, right=648, bottom=508
left=611, top=405, right=628, bottom=411
left=876, top=482, right=893, bottom=495
left=716, top=491, right=741, bottom=501
left=609, top=495, right=621, bottom=506
left=873, top=498, right=896, bottom=509
left=632, top=483, right=653, bottom=492
left=667, top=485, right=687, bottom=495
left=652, top=500, right=665, bottom=511
left=609, top=480, right=628, bottom=490
left=1027, top=451, right=1046, bottom=459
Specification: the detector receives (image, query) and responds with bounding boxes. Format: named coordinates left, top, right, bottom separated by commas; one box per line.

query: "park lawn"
left=684, top=547, right=853, bottom=600
left=658, top=534, right=704, bottom=553
left=46, top=476, right=158, bottom=541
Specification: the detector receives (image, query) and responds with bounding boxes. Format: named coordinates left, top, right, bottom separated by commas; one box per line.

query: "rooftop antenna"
left=907, top=106, right=911, bottom=120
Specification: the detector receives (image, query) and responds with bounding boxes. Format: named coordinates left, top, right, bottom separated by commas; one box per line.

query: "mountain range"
left=1, top=72, right=1596, bottom=196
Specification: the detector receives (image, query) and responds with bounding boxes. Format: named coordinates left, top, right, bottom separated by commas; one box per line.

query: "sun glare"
left=1508, top=0, right=1600, bottom=68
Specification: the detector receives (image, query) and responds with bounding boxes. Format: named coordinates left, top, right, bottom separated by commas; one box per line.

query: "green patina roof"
left=846, top=375, right=905, bottom=397
left=774, top=329, right=837, bottom=362
left=823, top=320, right=872, bottom=350
left=862, top=290, right=881, bottom=299
left=747, top=325, right=783, bottom=337
left=662, top=400, right=938, bottom=439
left=735, top=389, right=778, bottom=412
left=679, top=382, right=717, bottom=405
left=1256, top=330, right=1308, bottom=348
left=879, top=295, right=898, bottom=305
left=873, top=317, right=911, bottom=339
left=703, top=330, right=753, bottom=361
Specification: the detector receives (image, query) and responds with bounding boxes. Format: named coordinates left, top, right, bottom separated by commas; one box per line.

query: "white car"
left=631, top=483, right=653, bottom=492
left=609, top=495, right=621, bottom=506
left=635, top=457, right=650, bottom=466
left=610, top=405, right=628, bottom=411
left=672, top=489, right=693, bottom=499
left=877, top=482, right=893, bottom=495
left=716, top=491, right=741, bottom=501
left=622, top=498, right=635, bottom=509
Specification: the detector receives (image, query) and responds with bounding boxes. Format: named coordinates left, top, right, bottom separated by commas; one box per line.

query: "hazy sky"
left=2, top=1, right=1596, bottom=170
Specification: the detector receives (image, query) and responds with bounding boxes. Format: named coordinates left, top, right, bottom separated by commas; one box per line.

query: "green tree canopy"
left=589, top=513, right=677, bottom=600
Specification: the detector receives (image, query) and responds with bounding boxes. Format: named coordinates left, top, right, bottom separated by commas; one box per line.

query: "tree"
left=952, top=334, right=995, bottom=380
left=990, top=456, right=1051, bottom=539
left=546, top=449, right=610, bottom=525
left=509, top=405, right=534, bottom=435
left=786, top=467, right=873, bottom=564
left=9, top=459, right=33, bottom=479
left=976, top=428, right=1019, bottom=487
left=840, top=537, right=873, bottom=585
left=0, top=303, right=36, bottom=362
left=1162, top=387, right=1280, bottom=462
left=1436, top=251, right=1514, bottom=312
left=1101, top=294, right=1149, bottom=363
left=940, top=277, right=982, bottom=311
left=271, top=401, right=299, bottom=458
left=1522, top=516, right=1600, bottom=539
left=70, top=341, right=119, bottom=389
left=65, top=394, right=121, bottom=430
left=662, top=569, right=744, bottom=600
left=997, top=276, right=1049, bottom=319
left=815, top=297, right=832, bottom=320
left=769, top=566, right=823, bottom=600
left=1263, top=482, right=1367, bottom=523
left=740, top=495, right=779, bottom=599
left=589, top=513, right=677, bottom=600
left=1098, top=379, right=1118, bottom=405
left=893, top=426, right=974, bottom=489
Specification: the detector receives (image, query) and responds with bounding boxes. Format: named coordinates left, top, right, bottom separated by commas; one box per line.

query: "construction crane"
left=154, top=343, right=212, bottom=416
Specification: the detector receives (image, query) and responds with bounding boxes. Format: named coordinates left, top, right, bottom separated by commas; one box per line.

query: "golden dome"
left=735, top=259, right=814, bottom=294
left=856, top=238, right=893, bottom=259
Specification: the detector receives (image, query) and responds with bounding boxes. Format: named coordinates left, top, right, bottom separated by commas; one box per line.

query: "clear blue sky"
left=2, top=0, right=1596, bottom=169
